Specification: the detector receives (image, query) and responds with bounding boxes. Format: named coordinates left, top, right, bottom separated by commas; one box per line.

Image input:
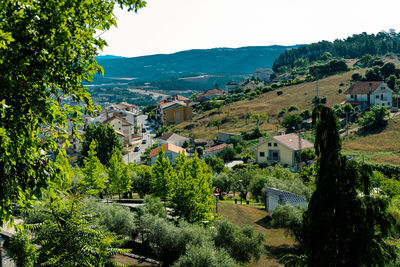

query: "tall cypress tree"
left=302, top=105, right=397, bottom=266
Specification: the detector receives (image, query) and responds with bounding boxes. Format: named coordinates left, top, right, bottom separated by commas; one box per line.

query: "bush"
left=277, top=90, right=283, bottom=96
left=300, top=109, right=311, bottom=119
left=270, top=204, right=305, bottom=228
left=137, top=195, right=167, bottom=218
left=282, top=114, right=303, bottom=131
left=359, top=106, right=389, bottom=130
left=174, top=244, right=237, bottom=267
left=217, top=146, right=236, bottom=162
left=288, top=105, right=299, bottom=112
left=8, top=230, right=38, bottom=267
left=205, top=156, right=226, bottom=174
left=213, top=220, right=264, bottom=263
left=88, top=202, right=136, bottom=236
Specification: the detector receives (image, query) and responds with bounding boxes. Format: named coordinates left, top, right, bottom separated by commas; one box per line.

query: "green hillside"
left=94, top=45, right=301, bottom=84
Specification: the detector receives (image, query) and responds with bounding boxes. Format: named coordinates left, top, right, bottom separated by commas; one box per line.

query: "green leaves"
left=0, top=0, right=145, bottom=224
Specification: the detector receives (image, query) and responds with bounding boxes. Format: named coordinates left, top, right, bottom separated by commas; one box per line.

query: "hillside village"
left=5, top=16, right=400, bottom=267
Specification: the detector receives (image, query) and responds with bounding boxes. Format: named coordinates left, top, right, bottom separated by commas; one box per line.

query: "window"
left=381, top=94, right=384, bottom=100
left=355, top=95, right=357, bottom=101
left=268, top=143, right=271, bottom=147
left=382, top=103, right=385, bottom=106
left=376, top=95, right=379, bottom=99
left=260, top=152, right=265, bottom=157
left=388, top=102, right=390, bottom=106
left=268, top=150, right=280, bottom=161
left=350, top=95, right=354, bottom=99
left=274, top=143, right=278, bottom=147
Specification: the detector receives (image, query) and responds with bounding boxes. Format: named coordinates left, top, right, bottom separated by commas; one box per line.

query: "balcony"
left=267, top=156, right=280, bottom=162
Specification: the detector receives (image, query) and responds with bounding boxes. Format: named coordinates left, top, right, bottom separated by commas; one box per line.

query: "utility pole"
left=315, top=69, right=319, bottom=99
left=346, top=112, right=349, bottom=136
left=297, top=124, right=302, bottom=171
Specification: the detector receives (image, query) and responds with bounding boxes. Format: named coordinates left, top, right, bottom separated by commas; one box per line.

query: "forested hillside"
left=273, top=30, right=400, bottom=72
left=95, top=45, right=301, bottom=82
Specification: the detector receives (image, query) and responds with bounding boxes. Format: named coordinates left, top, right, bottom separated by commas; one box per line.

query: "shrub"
left=277, top=90, right=283, bottom=96
left=8, top=230, right=38, bottom=267
left=89, top=202, right=136, bottom=236
left=338, top=89, right=342, bottom=94
left=300, top=109, right=311, bottom=119
left=282, top=114, right=303, bottom=131
left=137, top=195, right=167, bottom=218
left=174, top=244, right=237, bottom=267
left=288, top=105, right=299, bottom=112
left=213, top=220, right=264, bottom=263
left=217, top=147, right=236, bottom=162
left=270, top=204, right=305, bottom=228
left=358, top=106, right=389, bottom=130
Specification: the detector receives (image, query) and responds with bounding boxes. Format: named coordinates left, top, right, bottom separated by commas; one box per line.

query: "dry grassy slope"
left=175, top=70, right=361, bottom=139
left=342, top=115, right=400, bottom=165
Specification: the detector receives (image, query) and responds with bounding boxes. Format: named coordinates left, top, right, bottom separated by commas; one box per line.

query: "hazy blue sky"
left=98, top=0, right=400, bottom=57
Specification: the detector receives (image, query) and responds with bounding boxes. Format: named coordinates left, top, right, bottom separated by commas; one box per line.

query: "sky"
left=98, top=0, right=400, bottom=58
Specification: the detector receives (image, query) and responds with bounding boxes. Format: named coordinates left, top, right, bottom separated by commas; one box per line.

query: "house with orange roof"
left=203, top=143, right=232, bottom=158
left=252, top=133, right=313, bottom=168
left=344, top=81, right=393, bottom=108
left=149, top=143, right=187, bottom=165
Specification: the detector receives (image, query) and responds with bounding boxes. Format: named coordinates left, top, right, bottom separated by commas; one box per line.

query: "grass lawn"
left=218, top=202, right=296, bottom=267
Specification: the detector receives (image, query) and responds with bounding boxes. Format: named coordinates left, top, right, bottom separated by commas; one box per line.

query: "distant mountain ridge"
left=94, top=45, right=302, bottom=82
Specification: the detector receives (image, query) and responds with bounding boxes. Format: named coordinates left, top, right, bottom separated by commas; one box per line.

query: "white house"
left=103, top=116, right=134, bottom=146
left=344, top=81, right=393, bottom=108
left=149, top=143, right=187, bottom=165
left=157, top=132, right=190, bottom=147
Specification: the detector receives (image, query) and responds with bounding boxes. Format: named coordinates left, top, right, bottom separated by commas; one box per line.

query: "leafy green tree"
left=301, top=105, right=397, bottom=266
left=205, top=156, right=226, bottom=174
left=282, top=114, right=303, bottom=131
left=300, top=109, right=311, bottom=119
left=381, top=178, right=400, bottom=198
left=212, top=173, right=234, bottom=196
left=108, top=149, right=130, bottom=199
left=359, top=54, right=374, bottom=67
left=358, top=105, right=389, bottom=130
left=130, top=165, right=153, bottom=197
left=151, top=149, right=175, bottom=199
left=386, top=74, right=397, bottom=90
left=0, top=0, right=146, bottom=223
left=365, top=67, right=381, bottom=81
left=170, top=153, right=214, bottom=223
left=79, top=141, right=107, bottom=195
left=212, top=119, right=222, bottom=132
left=78, top=123, right=122, bottom=167
left=380, top=62, right=396, bottom=79
left=217, top=146, right=236, bottom=163
left=174, top=244, right=237, bottom=267
left=351, top=73, right=363, bottom=81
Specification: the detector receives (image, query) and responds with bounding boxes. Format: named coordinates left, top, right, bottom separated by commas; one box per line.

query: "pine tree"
left=79, top=141, right=107, bottom=195
left=301, top=105, right=397, bottom=266
left=151, top=149, right=175, bottom=199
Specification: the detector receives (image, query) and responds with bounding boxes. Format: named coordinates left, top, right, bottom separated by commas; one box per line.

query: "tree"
left=108, top=149, right=131, bottom=199
left=358, top=105, right=389, bottom=130
left=218, top=146, right=236, bottom=163
left=212, top=119, right=222, bottom=132
left=301, top=105, right=397, bottom=266
left=170, top=153, right=214, bottom=223
left=151, top=149, right=175, bottom=199
left=281, top=114, right=303, bottom=131
left=386, top=74, right=397, bottom=90
left=0, top=0, right=146, bottom=223
left=380, top=62, right=396, bottom=79
left=212, top=173, right=234, bottom=196
left=131, top=165, right=153, bottom=197
left=79, top=141, right=107, bottom=196
left=351, top=73, right=363, bottom=81
left=78, top=123, right=123, bottom=167
left=205, top=156, right=226, bottom=174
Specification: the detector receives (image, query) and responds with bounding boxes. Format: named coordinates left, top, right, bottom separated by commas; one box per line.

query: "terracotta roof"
left=119, top=102, right=137, bottom=108
left=344, top=81, right=383, bottom=95
left=149, top=143, right=186, bottom=158
left=160, top=100, right=186, bottom=109
left=158, top=132, right=190, bottom=142
left=203, top=143, right=230, bottom=154
left=272, top=133, right=313, bottom=151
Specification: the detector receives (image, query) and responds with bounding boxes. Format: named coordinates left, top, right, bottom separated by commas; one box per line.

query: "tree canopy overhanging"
left=0, top=0, right=146, bottom=224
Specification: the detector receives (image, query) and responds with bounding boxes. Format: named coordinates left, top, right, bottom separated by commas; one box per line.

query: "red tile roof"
left=149, top=143, right=186, bottom=158
left=344, top=81, right=383, bottom=95
left=203, top=143, right=230, bottom=154
left=273, top=133, right=313, bottom=151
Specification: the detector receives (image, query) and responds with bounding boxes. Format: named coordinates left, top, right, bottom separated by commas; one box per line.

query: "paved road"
left=123, top=115, right=155, bottom=164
